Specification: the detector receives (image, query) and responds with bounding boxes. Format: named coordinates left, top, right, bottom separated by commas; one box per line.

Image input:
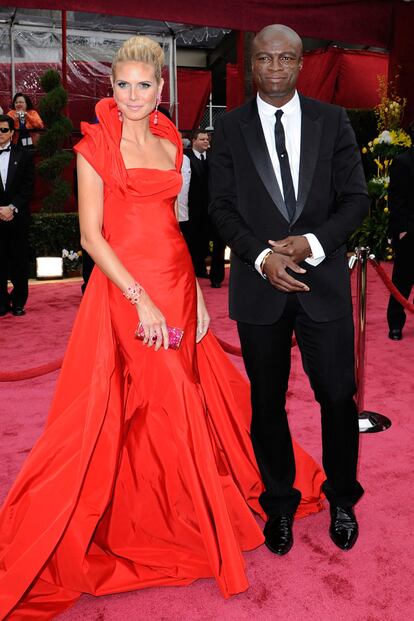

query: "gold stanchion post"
left=354, top=246, right=392, bottom=433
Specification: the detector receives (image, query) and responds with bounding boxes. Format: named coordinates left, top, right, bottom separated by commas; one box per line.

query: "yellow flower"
left=386, top=255, right=393, bottom=261
left=362, top=147, right=367, bottom=154
left=383, top=207, right=389, bottom=214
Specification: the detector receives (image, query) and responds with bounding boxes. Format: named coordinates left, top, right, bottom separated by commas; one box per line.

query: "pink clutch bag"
left=135, top=323, right=184, bottom=350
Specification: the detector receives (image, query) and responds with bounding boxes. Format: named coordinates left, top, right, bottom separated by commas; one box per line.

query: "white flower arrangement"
left=377, top=130, right=392, bottom=144
left=62, top=248, right=82, bottom=273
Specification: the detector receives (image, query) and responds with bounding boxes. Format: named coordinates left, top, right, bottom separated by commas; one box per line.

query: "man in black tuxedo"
left=183, top=129, right=211, bottom=278
left=386, top=125, right=414, bottom=340
left=210, top=25, right=369, bottom=554
left=184, top=130, right=226, bottom=286
left=0, top=114, right=35, bottom=316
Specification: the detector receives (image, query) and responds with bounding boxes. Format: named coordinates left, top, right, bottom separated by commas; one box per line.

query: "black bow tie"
left=0, top=147, right=11, bottom=154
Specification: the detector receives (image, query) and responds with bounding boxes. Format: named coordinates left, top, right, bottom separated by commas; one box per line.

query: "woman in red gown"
left=0, top=37, right=324, bottom=620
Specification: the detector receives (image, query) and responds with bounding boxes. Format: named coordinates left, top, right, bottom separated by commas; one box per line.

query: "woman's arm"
left=195, top=279, right=210, bottom=343
left=26, top=110, right=44, bottom=129
left=77, top=153, right=169, bottom=349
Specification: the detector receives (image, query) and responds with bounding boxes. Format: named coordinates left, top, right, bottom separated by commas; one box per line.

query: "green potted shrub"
left=36, top=69, right=73, bottom=212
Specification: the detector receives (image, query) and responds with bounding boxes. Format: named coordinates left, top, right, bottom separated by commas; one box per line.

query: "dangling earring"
left=117, top=106, right=123, bottom=122
left=154, top=95, right=161, bottom=125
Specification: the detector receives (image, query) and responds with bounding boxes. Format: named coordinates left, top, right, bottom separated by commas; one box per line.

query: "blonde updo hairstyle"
left=112, top=36, right=164, bottom=83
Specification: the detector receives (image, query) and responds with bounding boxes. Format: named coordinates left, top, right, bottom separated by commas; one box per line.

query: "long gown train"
left=0, top=99, right=325, bottom=620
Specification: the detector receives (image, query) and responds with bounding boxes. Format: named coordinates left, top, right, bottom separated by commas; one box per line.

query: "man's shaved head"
left=252, top=24, right=303, bottom=56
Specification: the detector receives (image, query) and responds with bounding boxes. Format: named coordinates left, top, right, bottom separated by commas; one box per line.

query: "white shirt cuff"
left=303, top=233, right=325, bottom=266
left=255, top=248, right=272, bottom=277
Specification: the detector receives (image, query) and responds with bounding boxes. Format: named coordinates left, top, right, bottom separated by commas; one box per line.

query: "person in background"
left=178, top=151, right=192, bottom=228
left=7, top=93, right=44, bottom=147
left=207, top=130, right=226, bottom=288
left=184, top=129, right=210, bottom=277
left=182, top=136, right=191, bottom=149
left=0, top=114, right=35, bottom=316
left=386, top=120, right=414, bottom=340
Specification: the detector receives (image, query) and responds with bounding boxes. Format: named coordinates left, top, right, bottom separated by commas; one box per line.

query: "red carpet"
left=1, top=266, right=413, bottom=620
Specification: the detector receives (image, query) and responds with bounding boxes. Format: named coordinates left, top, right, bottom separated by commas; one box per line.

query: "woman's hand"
left=196, top=284, right=210, bottom=343
left=136, top=292, right=169, bottom=350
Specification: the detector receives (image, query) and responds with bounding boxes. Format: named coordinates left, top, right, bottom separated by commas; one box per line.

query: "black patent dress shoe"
left=388, top=328, right=402, bottom=341
left=264, top=514, right=294, bottom=555
left=12, top=306, right=26, bottom=316
left=0, top=305, right=10, bottom=317
left=329, top=505, right=359, bottom=550
left=210, top=281, right=222, bottom=288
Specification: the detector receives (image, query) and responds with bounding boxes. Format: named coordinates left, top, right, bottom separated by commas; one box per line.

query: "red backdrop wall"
left=298, top=48, right=389, bottom=108
left=177, top=68, right=211, bottom=130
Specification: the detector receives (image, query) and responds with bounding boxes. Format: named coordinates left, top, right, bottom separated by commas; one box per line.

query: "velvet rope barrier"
left=369, top=257, right=414, bottom=313
left=1, top=336, right=298, bottom=380
left=0, top=359, right=63, bottom=382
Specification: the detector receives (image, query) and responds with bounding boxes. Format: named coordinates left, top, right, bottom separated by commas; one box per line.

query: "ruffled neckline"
left=79, top=98, right=183, bottom=197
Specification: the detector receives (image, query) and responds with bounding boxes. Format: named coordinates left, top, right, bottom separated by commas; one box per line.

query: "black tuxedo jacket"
left=185, top=149, right=209, bottom=217
left=209, top=95, right=370, bottom=324
left=388, top=148, right=414, bottom=239
left=0, top=144, right=35, bottom=230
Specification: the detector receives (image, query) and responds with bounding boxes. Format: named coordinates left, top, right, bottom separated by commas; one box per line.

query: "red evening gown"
left=0, top=99, right=325, bottom=620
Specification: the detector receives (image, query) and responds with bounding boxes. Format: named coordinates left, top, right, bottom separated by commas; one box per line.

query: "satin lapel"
left=293, top=97, right=322, bottom=225
left=239, top=101, right=289, bottom=222
left=6, top=146, right=21, bottom=189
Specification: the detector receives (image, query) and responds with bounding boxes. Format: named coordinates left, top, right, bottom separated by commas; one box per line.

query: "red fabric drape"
left=9, top=0, right=396, bottom=48
left=297, top=48, right=388, bottom=108
left=334, top=50, right=389, bottom=108
left=177, top=68, right=211, bottom=130
left=226, top=64, right=244, bottom=111
left=297, top=48, right=341, bottom=103
left=389, top=1, right=414, bottom=126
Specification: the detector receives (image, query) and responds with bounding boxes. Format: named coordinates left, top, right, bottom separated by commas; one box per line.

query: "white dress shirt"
left=192, top=148, right=207, bottom=160
left=178, top=154, right=191, bottom=222
left=0, top=141, right=11, bottom=188
left=254, top=92, right=325, bottom=275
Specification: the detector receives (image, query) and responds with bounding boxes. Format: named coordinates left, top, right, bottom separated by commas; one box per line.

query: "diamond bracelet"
left=123, top=282, right=145, bottom=305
